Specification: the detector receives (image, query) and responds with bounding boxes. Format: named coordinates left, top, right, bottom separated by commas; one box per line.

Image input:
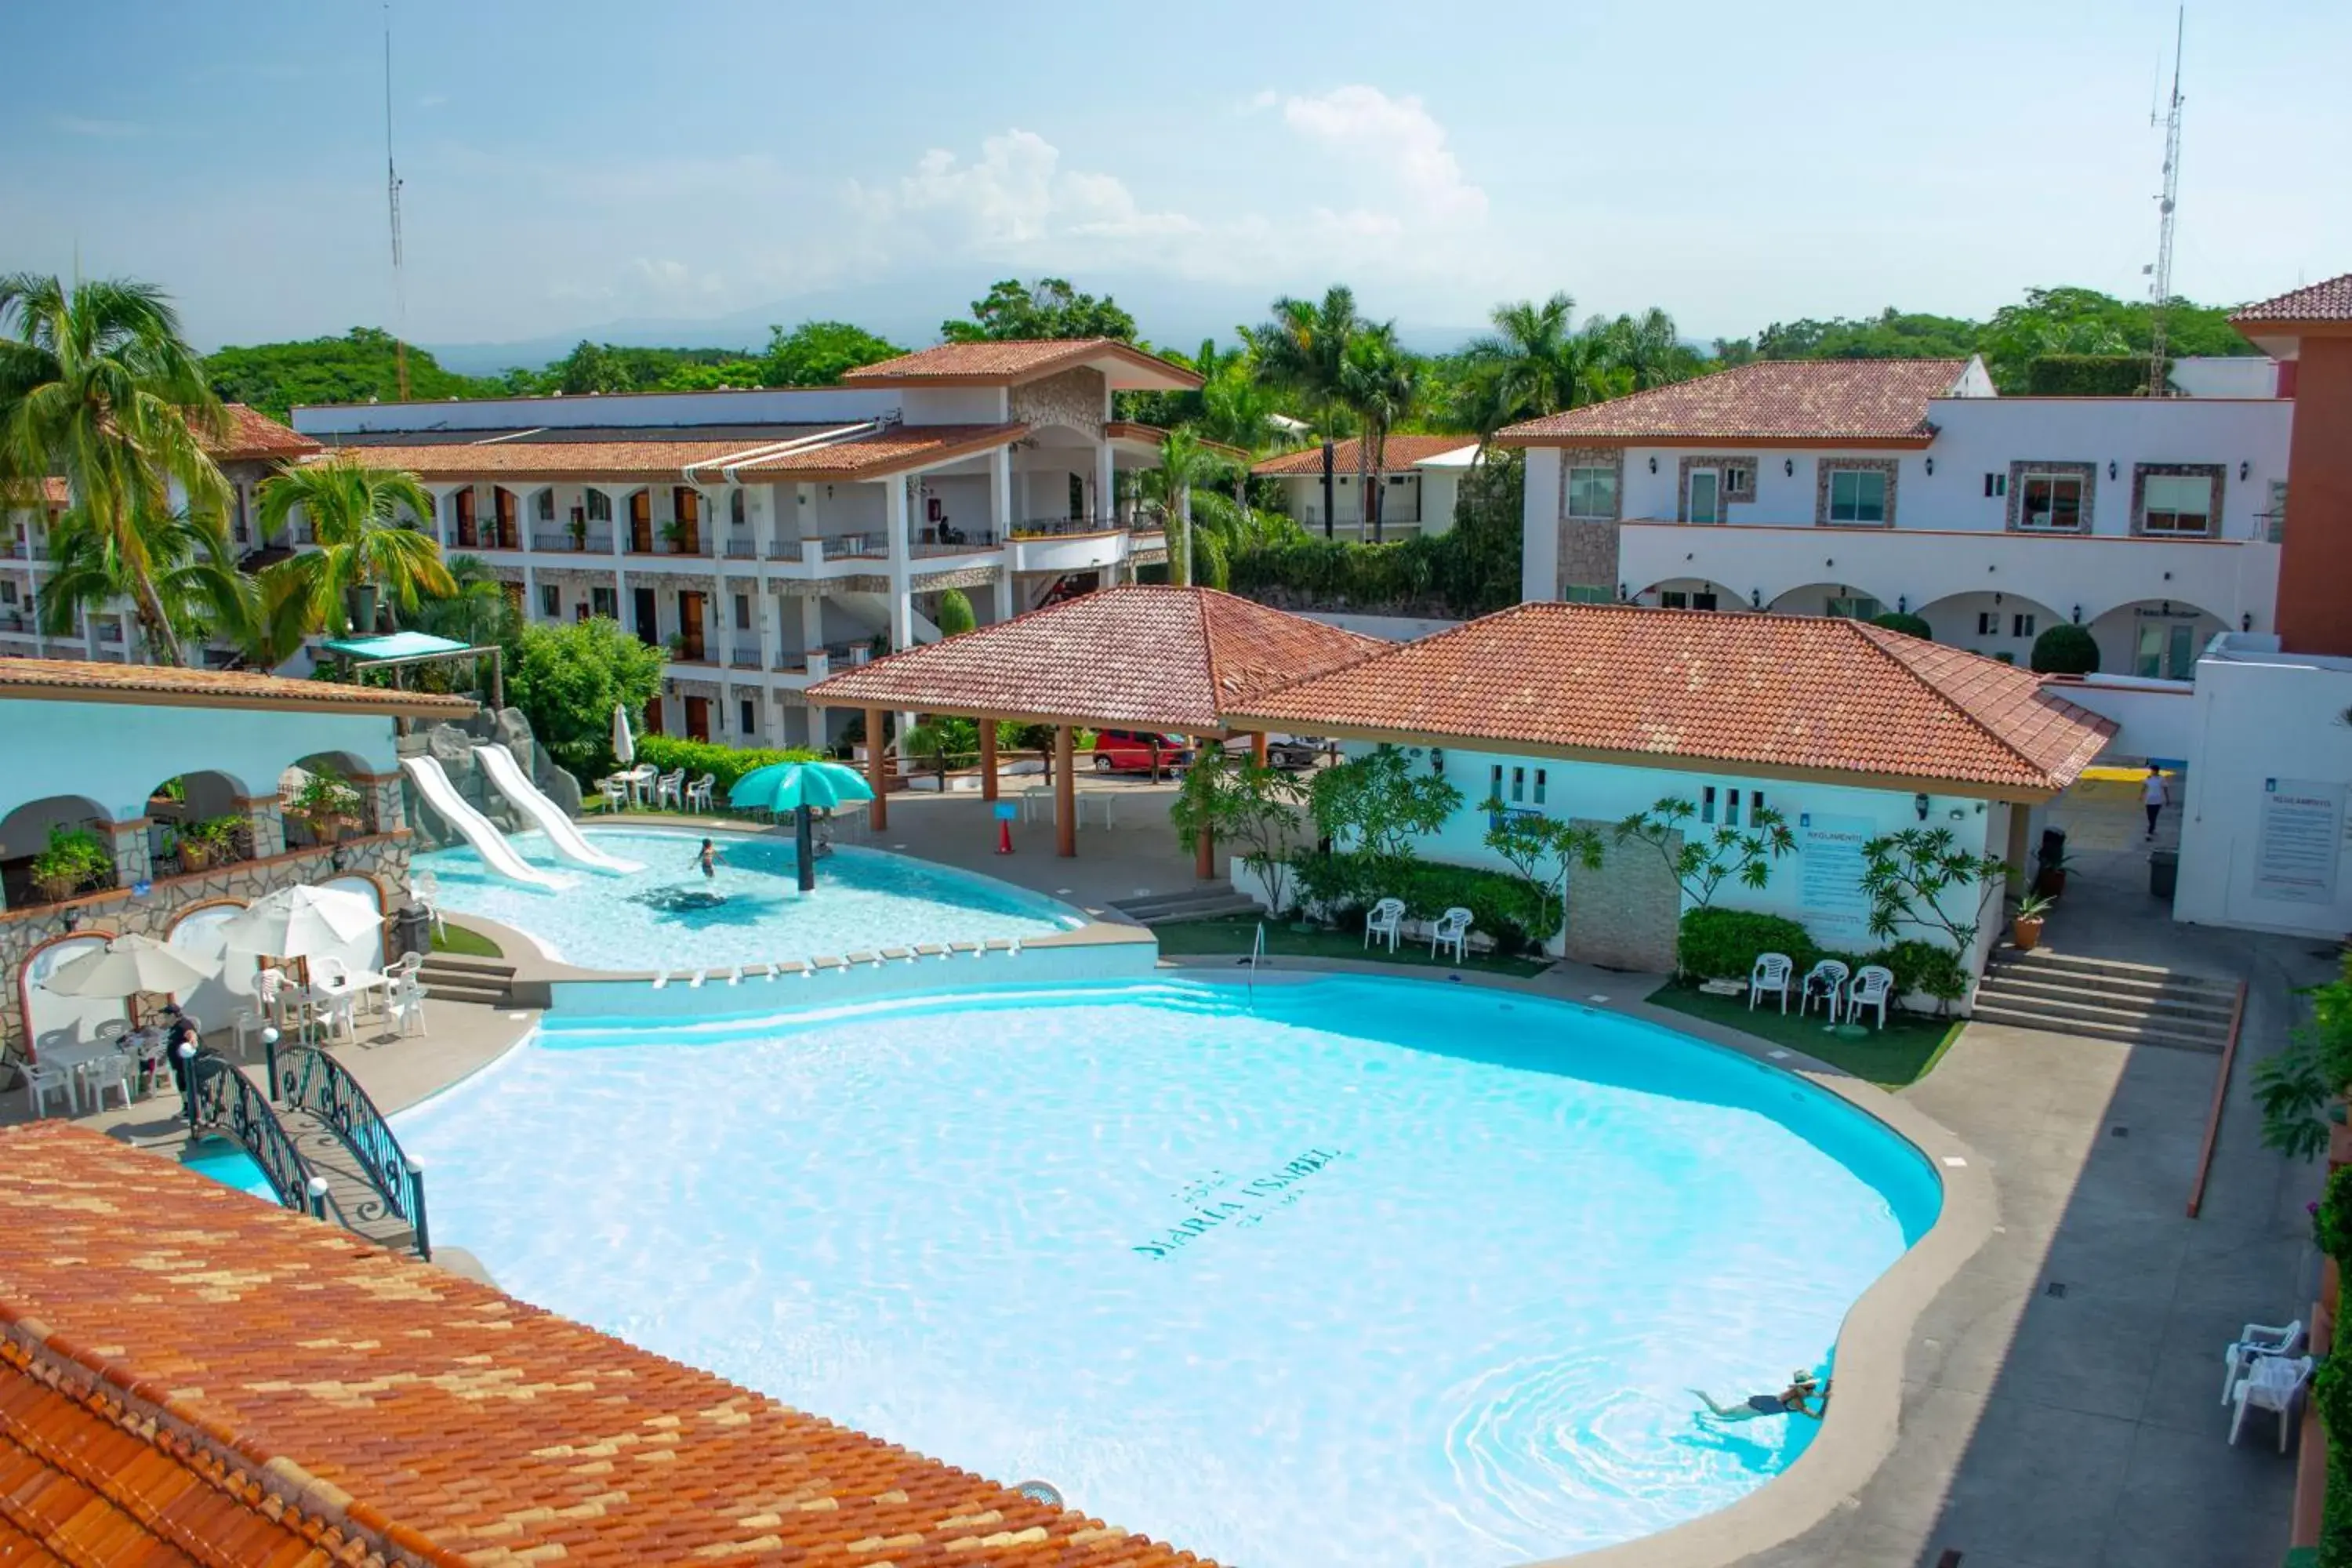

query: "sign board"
left=2254, top=778, right=2343, bottom=905
left=993, top=802, right=1019, bottom=822
left=1798, top=811, right=1874, bottom=946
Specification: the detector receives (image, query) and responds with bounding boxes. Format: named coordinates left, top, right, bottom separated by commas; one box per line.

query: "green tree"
left=2030, top=622, right=2100, bottom=674
left=1308, top=745, right=1462, bottom=866
left=554, top=340, right=637, bottom=396
left=1154, top=427, right=1229, bottom=588
left=506, top=616, right=667, bottom=780
left=2252, top=954, right=2352, bottom=1162
left=255, top=455, right=455, bottom=637
left=1858, top=828, right=2008, bottom=1011
left=401, top=553, right=521, bottom=652
left=0, top=273, right=230, bottom=665
left=1249, top=285, right=1367, bottom=461
left=204, top=327, right=497, bottom=417
left=761, top=320, right=906, bottom=385
left=1338, top=328, right=1420, bottom=541
left=38, top=504, right=252, bottom=659
left=1170, top=747, right=1312, bottom=915
left=934, top=587, right=977, bottom=637
left=1615, top=797, right=1797, bottom=913
left=942, top=278, right=1137, bottom=342
left=1463, top=293, right=1610, bottom=428
left=1596, top=307, right=1702, bottom=390
left=1871, top=611, right=1933, bottom=639
left=1482, top=804, right=1606, bottom=949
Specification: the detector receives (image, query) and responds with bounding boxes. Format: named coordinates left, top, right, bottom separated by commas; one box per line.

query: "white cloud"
left=1279, top=85, right=1487, bottom=224
left=850, top=130, right=1196, bottom=254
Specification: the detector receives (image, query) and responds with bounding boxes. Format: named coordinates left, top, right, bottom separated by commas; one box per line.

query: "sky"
left=4, top=0, right=2348, bottom=361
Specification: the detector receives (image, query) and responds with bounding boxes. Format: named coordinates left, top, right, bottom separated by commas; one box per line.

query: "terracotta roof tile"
left=1227, top=601, right=2113, bottom=793
left=208, top=405, right=322, bottom=463
left=808, top=585, right=1385, bottom=731
left=0, top=656, right=474, bottom=717
left=841, top=339, right=1201, bottom=390
left=0, top=1125, right=1216, bottom=1568
left=2230, top=271, right=2352, bottom=325
left=1251, top=435, right=1479, bottom=476
left=325, top=423, right=1025, bottom=483
left=1494, top=360, right=1969, bottom=447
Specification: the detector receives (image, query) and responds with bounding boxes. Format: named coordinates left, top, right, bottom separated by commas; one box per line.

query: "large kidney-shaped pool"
left=414, top=827, right=1082, bottom=971
left=394, top=975, right=1940, bottom=1566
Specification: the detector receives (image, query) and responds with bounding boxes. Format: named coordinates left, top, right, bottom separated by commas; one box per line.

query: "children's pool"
left=394, top=975, right=1940, bottom=1566
left=413, top=829, right=1083, bottom=971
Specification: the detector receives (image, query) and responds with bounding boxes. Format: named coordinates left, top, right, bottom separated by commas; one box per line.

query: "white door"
left=1689, top=470, right=1722, bottom=524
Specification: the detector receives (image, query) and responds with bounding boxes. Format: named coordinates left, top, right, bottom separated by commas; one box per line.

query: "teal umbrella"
left=728, top=761, right=875, bottom=890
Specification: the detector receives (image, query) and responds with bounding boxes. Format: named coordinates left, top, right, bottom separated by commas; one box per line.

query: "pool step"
left=417, top=952, right=517, bottom=1008
left=1110, top=887, right=1266, bottom=927
left=1973, top=948, right=2240, bottom=1054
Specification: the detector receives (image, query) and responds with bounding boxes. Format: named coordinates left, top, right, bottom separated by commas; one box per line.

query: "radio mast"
left=384, top=2, right=410, bottom=400
left=2145, top=8, right=2184, bottom=397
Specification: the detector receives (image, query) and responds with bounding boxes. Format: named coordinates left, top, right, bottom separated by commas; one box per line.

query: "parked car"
left=1263, top=734, right=1328, bottom=771
left=1091, top=729, right=1196, bottom=774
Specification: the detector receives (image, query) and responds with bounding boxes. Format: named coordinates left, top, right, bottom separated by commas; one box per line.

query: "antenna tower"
left=384, top=2, right=410, bottom=400
left=2146, top=8, right=2184, bottom=397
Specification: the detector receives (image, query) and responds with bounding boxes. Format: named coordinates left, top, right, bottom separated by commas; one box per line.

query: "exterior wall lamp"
left=1784, top=459, right=1795, bottom=477
left=2071, top=605, right=2082, bottom=623
left=1925, top=457, right=1935, bottom=475
left=1914, top=793, right=1931, bottom=821
left=1429, top=748, right=1445, bottom=776
left=2240, top=462, right=2251, bottom=481
left=2242, top=613, right=2254, bottom=632
left=2107, top=461, right=2118, bottom=480
left=1750, top=588, right=1762, bottom=609
left=1897, top=595, right=1907, bottom=612
left=1649, top=456, right=1658, bottom=474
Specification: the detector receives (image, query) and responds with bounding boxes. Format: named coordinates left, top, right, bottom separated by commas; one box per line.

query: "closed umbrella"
left=612, top=702, right=636, bottom=767
left=728, top=761, right=875, bottom=891
left=217, top=884, right=382, bottom=960
left=40, top=932, right=216, bottom=1000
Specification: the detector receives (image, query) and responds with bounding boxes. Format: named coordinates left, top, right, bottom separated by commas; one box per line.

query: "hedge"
left=1293, top=851, right=1548, bottom=954
left=1675, top=910, right=1963, bottom=1005
left=2025, top=354, right=2166, bottom=397
left=1870, top=611, right=1932, bottom=640
left=2030, top=622, right=2100, bottom=675
left=631, top=735, right=823, bottom=800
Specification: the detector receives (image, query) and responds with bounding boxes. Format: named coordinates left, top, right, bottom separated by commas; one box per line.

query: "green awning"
left=321, top=631, right=473, bottom=661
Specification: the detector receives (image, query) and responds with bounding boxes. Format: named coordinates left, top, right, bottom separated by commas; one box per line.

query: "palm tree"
left=1338, top=331, right=1420, bottom=543
left=1156, top=428, right=1230, bottom=588
left=1599, top=307, right=1697, bottom=390
left=403, top=553, right=518, bottom=649
left=255, top=456, right=453, bottom=637
left=38, top=504, right=252, bottom=656
left=0, top=274, right=230, bottom=664
left=1463, top=293, right=1624, bottom=429
left=1249, top=287, right=1363, bottom=535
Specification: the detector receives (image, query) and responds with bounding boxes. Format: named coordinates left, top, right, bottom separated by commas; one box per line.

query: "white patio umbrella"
left=217, top=884, right=382, bottom=960
left=612, top=702, right=636, bottom=766
left=39, top=932, right=217, bottom=999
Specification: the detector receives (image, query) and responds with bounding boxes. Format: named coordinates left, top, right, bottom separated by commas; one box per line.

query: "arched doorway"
left=144, top=769, right=252, bottom=879
left=1632, top=576, right=1744, bottom=612
left=1766, top=581, right=1896, bottom=620
left=167, top=899, right=256, bottom=1030
left=1913, top=591, right=2064, bottom=664
left=18, top=933, right=124, bottom=1059
left=2088, top=599, right=2227, bottom=681
left=0, top=794, right=114, bottom=909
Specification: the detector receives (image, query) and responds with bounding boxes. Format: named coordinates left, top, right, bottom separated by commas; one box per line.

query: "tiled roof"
left=1251, top=435, right=1479, bottom=476
left=808, top=585, right=1385, bottom=731
left=0, top=1125, right=1215, bottom=1568
left=1226, top=601, right=2114, bottom=793
left=2230, top=272, right=2352, bottom=325
left=325, top=424, right=1026, bottom=483
left=1494, top=360, right=1969, bottom=447
left=41, top=476, right=68, bottom=507
left=1103, top=422, right=1250, bottom=463
left=0, top=656, right=474, bottom=717
left=841, top=339, right=1201, bottom=390
left=209, top=404, right=322, bottom=463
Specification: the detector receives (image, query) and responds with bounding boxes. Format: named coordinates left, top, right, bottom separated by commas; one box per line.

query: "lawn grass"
left=1150, top=913, right=1552, bottom=978
left=1643, top=981, right=1963, bottom=1090
left=432, top=921, right=503, bottom=959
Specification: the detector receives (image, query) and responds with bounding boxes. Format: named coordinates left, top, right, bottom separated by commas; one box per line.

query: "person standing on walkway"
left=2142, top=766, right=2170, bottom=840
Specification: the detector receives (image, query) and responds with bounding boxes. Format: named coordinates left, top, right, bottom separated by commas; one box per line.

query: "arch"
left=1911, top=590, right=2064, bottom=664
left=1631, top=576, right=1745, bottom=612
left=17, top=931, right=125, bottom=1062
left=284, top=752, right=381, bottom=848
left=318, top=874, right=387, bottom=971
left=2087, top=598, right=2230, bottom=681
left=166, top=898, right=256, bottom=1029
left=144, top=768, right=254, bottom=878
left=1765, top=580, right=1899, bottom=620
left=1, top=793, right=116, bottom=909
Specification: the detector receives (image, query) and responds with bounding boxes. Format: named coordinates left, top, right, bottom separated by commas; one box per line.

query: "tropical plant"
left=1595, top=307, right=1700, bottom=390
left=1249, top=285, right=1365, bottom=451
left=1307, top=745, right=1462, bottom=866
left=935, top=587, right=977, bottom=637
left=38, top=503, right=253, bottom=658
left=1857, top=828, right=2007, bottom=1010
left=760, top=320, right=907, bottom=385
left=900, top=717, right=980, bottom=791
left=0, top=273, right=230, bottom=664
left=1156, top=427, right=1229, bottom=588
left=506, top=617, right=667, bottom=782
left=1676, top=908, right=1817, bottom=982
left=400, top=553, right=518, bottom=655
left=1615, top=797, right=1796, bottom=914
left=1171, top=748, right=1312, bottom=915
left=2252, top=955, right=2352, bottom=1162
left=28, top=824, right=111, bottom=902
left=1481, top=803, right=1605, bottom=949
left=942, top=278, right=1136, bottom=343
left=255, top=456, right=452, bottom=637
left=288, top=765, right=364, bottom=841
left=1338, top=329, right=1420, bottom=541
left=1461, top=293, right=1623, bottom=433
left=630, top=735, right=822, bottom=800
left=2030, top=622, right=2100, bottom=675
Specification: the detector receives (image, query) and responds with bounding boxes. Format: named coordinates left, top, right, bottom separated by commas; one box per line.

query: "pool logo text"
left=1133, top=1149, right=1351, bottom=1260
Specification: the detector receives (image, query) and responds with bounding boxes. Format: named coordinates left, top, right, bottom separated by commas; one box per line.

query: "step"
left=1994, top=948, right=2237, bottom=993
left=1971, top=985, right=2234, bottom=1040
left=1978, top=970, right=2238, bottom=1023
left=1112, top=888, right=1265, bottom=921
left=420, top=978, right=511, bottom=1007
left=1970, top=1001, right=2227, bottom=1054
left=416, top=953, right=517, bottom=980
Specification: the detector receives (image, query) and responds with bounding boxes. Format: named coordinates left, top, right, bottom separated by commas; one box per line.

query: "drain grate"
left=2045, top=1281, right=2067, bottom=1298
left=2111, top=1125, right=2129, bottom=1138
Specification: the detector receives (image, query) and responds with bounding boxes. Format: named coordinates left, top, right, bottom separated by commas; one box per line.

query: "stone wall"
left=1008, top=368, right=1107, bottom=441
left=1561, top=818, right=1680, bottom=973
left=1556, top=521, right=1621, bottom=597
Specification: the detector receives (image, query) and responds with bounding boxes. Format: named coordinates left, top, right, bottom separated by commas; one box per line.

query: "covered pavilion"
left=804, top=585, right=1383, bottom=868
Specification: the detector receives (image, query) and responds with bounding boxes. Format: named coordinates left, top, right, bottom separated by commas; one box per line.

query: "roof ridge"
left=1845, top=619, right=2060, bottom=783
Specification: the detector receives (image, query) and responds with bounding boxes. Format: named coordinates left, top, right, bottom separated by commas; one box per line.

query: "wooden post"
left=1196, top=738, right=1220, bottom=880
left=1054, top=725, right=1076, bottom=857
left=865, top=706, right=887, bottom=831
left=980, top=720, right=999, bottom=802
left=1250, top=731, right=1268, bottom=767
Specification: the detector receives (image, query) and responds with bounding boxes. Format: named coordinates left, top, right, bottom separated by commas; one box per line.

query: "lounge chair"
left=2229, top=1354, right=2313, bottom=1451
left=1429, top=906, right=1473, bottom=964
left=2223, top=1319, right=2307, bottom=1403
left=1749, top=953, right=1793, bottom=1013
left=1363, top=897, right=1405, bottom=954
left=1800, top=959, right=1849, bottom=1022
left=1847, top=965, right=1895, bottom=1030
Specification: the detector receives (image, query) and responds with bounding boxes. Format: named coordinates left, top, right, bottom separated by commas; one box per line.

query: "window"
left=739, top=698, right=757, bottom=735
left=1561, top=584, right=1613, bottom=604
left=1827, top=596, right=1882, bottom=620
left=1566, top=466, right=1617, bottom=521
left=1510, top=766, right=1526, bottom=804
left=1723, top=466, right=1751, bottom=496
left=1827, top=468, right=1888, bottom=524
left=730, top=490, right=746, bottom=527
left=2141, top=473, right=2214, bottom=535
left=1701, top=786, right=1718, bottom=824
left=1976, top=612, right=1998, bottom=636
left=1749, top=789, right=1766, bottom=822
left=2017, top=473, right=2084, bottom=530
left=590, top=586, right=617, bottom=619
left=1722, top=787, right=1740, bottom=828
left=535, top=490, right=554, bottom=522
left=1388, top=475, right=1410, bottom=486
left=1660, top=590, right=1687, bottom=608
left=1983, top=473, right=2006, bottom=498
left=2012, top=612, right=2037, bottom=638
left=586, top=490, right=611, bottom=523
left=1533, top=769, right=1547, bottom=806
left=733, top=593, right=751, bottom=630
left=1490, top=764, right=1504, bottom=804
left=2267, top=480, right=2288, bottom=543
left=1689, top=591, right=1718, bottom=611
left=538, top=584, right=560, bottom=619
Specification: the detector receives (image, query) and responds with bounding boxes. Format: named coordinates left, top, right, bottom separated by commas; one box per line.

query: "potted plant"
left=568, top=508, right=588, bottom=549
left=660, top=517, right=691, bottom=552
left=29, top=826, right=110, bottom=904
left=2033, top=847, right=2072, bottom=899
left=289, top=767, right=364, bottom=844
left=2011, top=891, right=2056, bottom=951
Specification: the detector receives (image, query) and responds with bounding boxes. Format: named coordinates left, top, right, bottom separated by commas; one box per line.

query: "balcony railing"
left=912, top=527, right=999, bottom=557
left=729, top=644, right=764, bottom=669
left=0, top=613, right=31, bottom=634
left=533, top=530, right=616, bottom=553
left=1008, top=514, right=1122, bottom=539
left=723, top=538, right=759, bottom=559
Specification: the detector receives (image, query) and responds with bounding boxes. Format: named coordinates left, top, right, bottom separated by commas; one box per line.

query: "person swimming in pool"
left=691, top=838, right=720, bottom=879
left=1693, top=1371, right=1828, bottom=1422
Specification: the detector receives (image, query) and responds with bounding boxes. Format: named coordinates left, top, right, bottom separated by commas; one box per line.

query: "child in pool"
left=691, top=838, right=720, bottom=879
left=1693, top=1371, right=1827, bottom=1422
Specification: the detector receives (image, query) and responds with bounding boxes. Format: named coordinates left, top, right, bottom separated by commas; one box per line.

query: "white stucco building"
left=1250, top=435, right=1482, bottom=539
left=1502, top=357, right=2290, bottom=679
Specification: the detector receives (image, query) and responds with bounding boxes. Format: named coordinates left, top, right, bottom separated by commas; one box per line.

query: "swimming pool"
left=393, top=975, right=1939, bottom=1566
left=414, top=828, right=1083, bottom=971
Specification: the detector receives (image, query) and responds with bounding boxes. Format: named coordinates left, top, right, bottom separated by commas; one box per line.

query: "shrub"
left=2025, top=354, right=2163, bottom=396
left=633, top=735, right=822, bottom=800
left=1870, top=611, right=1933, bottom=640
left=1879, top=938, right=1966, bottom=1006
left=2030, top=622, right=2100, bottom=675
left=29, top=826, right=111, bottom=902
left=935, top=588, right=977, bottom=637
left=1292, top=851, right=1548, bottom=954
left=1678, top=909, right=1817, bottom=982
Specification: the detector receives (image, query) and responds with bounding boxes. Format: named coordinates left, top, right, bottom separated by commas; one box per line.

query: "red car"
left=1091, top=729, right=1196, bottom=774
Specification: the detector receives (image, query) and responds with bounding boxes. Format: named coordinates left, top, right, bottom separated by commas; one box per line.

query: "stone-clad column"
left=107, top=818, right=151, bottom=889
left=238, top=795, right=286, bottom=860
left=354, top=772, right=406, bottom=836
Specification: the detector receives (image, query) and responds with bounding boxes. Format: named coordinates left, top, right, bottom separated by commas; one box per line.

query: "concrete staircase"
left=1973, top=948, right=2241, bottom=1052
left=1110, top=887, right=1265, bottom=927
left=417, top=952, right=517, bottom=1007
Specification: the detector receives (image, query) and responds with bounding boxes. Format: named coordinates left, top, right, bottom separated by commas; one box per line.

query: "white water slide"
left=400, top=755, right=571, bottom=890
left=472, top=745, right=643, bottom=874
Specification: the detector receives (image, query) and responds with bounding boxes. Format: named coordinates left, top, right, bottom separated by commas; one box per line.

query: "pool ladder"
left=1245, top=920, right=1266, bottom=1002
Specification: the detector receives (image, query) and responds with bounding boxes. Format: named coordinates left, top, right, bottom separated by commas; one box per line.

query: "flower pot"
left=2034, top=868, right=2067, bottom=899
left=31, top=873, right=78, bottom=905
left=2012, top=913, right=2045, bottom=952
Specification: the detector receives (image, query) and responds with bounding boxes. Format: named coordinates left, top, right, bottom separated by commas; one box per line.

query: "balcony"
left=729, top=644, right=764, bottom=670
left=723, top=538, right=759, bottom=560
left=533, top=530, right=615, bottom=554
left=912, top=526, right=1000, bottom=558
left=0, top=613, right=33, bottom=636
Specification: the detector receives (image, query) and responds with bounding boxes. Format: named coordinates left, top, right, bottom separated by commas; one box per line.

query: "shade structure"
left=728, top=760, right=876, bottom=815
left=39, top=933, right=216, bottom=999
left=216, top=884, right=382, bottom=959
left=612, top=702, right=636, bottom=766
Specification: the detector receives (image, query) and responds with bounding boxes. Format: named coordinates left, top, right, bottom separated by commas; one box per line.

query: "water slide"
left=472, top=745, right=644, bottom=874
left=400, top=755, right=572, bottom=890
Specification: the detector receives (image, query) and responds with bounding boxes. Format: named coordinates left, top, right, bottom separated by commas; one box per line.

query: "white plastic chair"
left=1429, top=906, right=1473, bottom=964
left=232, top=1009, right=267, bottom=1062
left=1363, top=896, right=1406, bottom=954
left=255, top=964, right=287, bottom=1025
left=1800, top=960, right=1849, bottom=1022
left=390, top=975, right=428, bottom=1037
left=599, top=775, right=630, bottom=813
left=84, top=1051, right=136, bottom=1112
left=2223, top=1319, right=2307, bottom=1403
left=1749, top=953, right=1794, bottom=1013
left=2230, top=1354, right=2313, bottom=1451
left=312, top=954, right=353, bottom=990
left=687, top=772, right=716, bottom=813
left=656, top=768, right=686, bottom=811
left=1847, top=964, right=1896, bottom=1030
left=23, top=1059, right=73, bottom=1118
left=93, top=1018, right=129, bottom=1044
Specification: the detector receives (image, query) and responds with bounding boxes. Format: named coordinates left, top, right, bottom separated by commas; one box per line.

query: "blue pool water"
left=181, top=1138, right=274, bottom=1197
left=393, top=976, right=1939, bottom=1566
left=414, top=829, right=1082, bottom=971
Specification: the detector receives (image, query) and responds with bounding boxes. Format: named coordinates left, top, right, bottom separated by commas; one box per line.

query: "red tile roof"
left=1226, top=602, right=2114, bottom=794
left=841, top=339, right=1201, bottom=390
left=0, top=656, right=474, bottom=717
left=808, top=585, right=1385, bottom=731
left=1494, top=360, right=1969, bottom=448
left=2230, top=272, right=2352, bottom=325
left=208, top=404, right=322, bottom=463
left=328, top=424, right=1026, bottom=483
left=0, top=1125, right=1215, bottom=1568
left=40, top=476, right=68, bottom=508
left=1251, top=435, right=1478, bottom=477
